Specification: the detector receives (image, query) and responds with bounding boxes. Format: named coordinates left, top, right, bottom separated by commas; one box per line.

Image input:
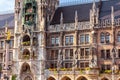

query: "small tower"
left=13, top=0, right=59, bottom=80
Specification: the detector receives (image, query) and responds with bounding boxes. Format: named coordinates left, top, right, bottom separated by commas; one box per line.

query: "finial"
left=111, top=6, right=114, bottom=26
left=5, top=21, right=8, bottom=33
left=75, top=10, right=78, bottom=28
left=60, top=12, right=63, bottom=25
left=92, top=0, right=96, bottom=12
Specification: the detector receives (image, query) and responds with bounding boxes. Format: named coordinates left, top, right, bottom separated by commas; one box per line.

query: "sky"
left=0, top=0, right=96, bottom=12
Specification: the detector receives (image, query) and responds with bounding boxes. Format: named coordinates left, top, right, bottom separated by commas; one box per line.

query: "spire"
left=60, top=12, right=63, bottom=25
left=5, top=21, right=8, bottom=33
left=92, top=0, right=96, bottom=13
left=75, top=10, right=78, bottom=29
left=111, top=6, right=114, bottom=27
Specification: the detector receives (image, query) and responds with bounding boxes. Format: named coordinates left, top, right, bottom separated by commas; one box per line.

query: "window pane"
left=1, top=41, right=4, bottom=49
left=106, top=50, right=110, bottom=59
left=80, top=35, right=85, bottom=44
left=65, top=36, right=69, bottom=45
left=80, top=48, right=84, bottom=57
left=85, top=48, right=89, bottom=57
left=70, top=36, right=73, bottom=44
left=101, top=50, right=105, bottom=59
left=85, top=34, right=89, bottom=43
left=106, top=34, right=110, bottom=43
left=65, top=49, right=69, bottom=59
left=100, top=33, right=105, bottom=43
left=118, top=35, right=120, bottom=42
left=55, top=37, right=59, bottom=45
left=51, top=38, right=55, bottom=45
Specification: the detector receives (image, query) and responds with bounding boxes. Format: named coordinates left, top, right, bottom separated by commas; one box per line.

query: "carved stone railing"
left=47, top=69, right=99, bottom=75
left=48, top=21, right=91, bottom=32
left=97, top=18, right=120, bottom=28
left=48, top=18, right=120, bottom=32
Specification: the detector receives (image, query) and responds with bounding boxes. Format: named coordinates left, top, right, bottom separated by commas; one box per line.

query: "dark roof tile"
left=0, top=13, right=14, bottom=28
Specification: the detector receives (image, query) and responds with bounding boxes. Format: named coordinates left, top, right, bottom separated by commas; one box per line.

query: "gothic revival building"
left=1, top=0, right=120, bottom=80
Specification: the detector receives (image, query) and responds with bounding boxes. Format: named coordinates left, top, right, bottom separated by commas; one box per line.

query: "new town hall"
left=0, top=0, right=120, bottom=80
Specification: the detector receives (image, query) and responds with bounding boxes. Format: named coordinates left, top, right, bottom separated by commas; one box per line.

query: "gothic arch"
left=101, top=77, right=109, bottom=80
left=20, top=62, right=33, bottom=80
left=77, top=76, right=88, bottom=80
left=20, top=62, right=31, bottom=74
left=22, top=34, right=30, bottom=46
left=61, top=76, right=71, bottom=80
left=23, top=49, right=30, bottom=59
left=47, top=76, right=56, bottom=80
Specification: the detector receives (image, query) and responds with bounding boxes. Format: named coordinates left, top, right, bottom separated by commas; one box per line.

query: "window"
left=100, top=33, right=105, bottom=43
left=101, top=49, right=111, bottom=59
left=118, top=49, right=120, bottom=58
left=65, top=49, right=73, bottom=59
left=51, top=36, right=59, bottom=46
left=9, top=40, right=14, bottom=48
left=117, top=31, right=120, bottom=42
left=80, top=35, right=85, bottom=44
left=9, top=52, right=13, bottom=61
left=106, top=33, right=110, bottom=43
left=106, top=50, right=110, bottom=59
left=80, top=48, right=90, bottom=59
left=0, top=53, right=3, bottom=62
left=101, top=50, right=105, bottom=59
left=100, top=32, right=110, bottom=44
left=80, top=34, right=89, bottom=44
left=79, top=62, right=89, bottom=68
left=50, top=50, right=59, bottom=60
left=0, top=41, right=4, bottom=49
left=85, top=34, right=89, bottom=43
left=85, top=48, right=89, bottom=57
left=101, top=64, right=111, bottom=71
left=65, top=35, right=73, bottom=45
left=64, top=63, right=72, bottom=68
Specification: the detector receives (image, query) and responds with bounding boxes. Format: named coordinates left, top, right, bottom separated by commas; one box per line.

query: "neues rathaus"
left=0, top=0, right=120, bottom=80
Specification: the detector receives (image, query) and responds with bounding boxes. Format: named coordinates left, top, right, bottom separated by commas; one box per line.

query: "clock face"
left=23, top=0, right=36, bottom=26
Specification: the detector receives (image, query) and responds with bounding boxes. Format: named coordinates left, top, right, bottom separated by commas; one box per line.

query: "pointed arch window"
left=100, top=33, right=105, bottom=43
left=117, top=31, right=120, bottom=42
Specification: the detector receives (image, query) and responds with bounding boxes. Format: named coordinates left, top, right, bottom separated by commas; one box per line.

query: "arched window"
left=22, top=35, right=30, bottom=46
left=23, top=49, right=30, bottom=59
left=100, top=33, right=105, bottom=43
left=117, top=31, right=120, bottom=42
left=106, top=32, right=110, bottom=43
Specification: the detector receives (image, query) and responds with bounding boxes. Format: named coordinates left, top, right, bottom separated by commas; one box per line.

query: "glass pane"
left=80, top=35, right=85, bottom=44
left=51, top=38, right=55, bottom=45
left=65, top=36, right=69, bottom=45
left=85, top=34, right=89, bottom=43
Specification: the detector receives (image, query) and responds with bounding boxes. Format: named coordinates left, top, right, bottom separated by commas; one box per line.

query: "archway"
left=101, top=77, right=109, bottom=80
left=77, top=76, right=88, bottom=80
left=61, top=76, right=71, bottom=80
left=23, top=35, right=30, bottom=46
left=47, top=77, right=55, bottom=80
left=20, top=63, right=33, bottom=80
left=23, top=49, right=30, bottom=59
left=24, top=76, right=32, bottom=80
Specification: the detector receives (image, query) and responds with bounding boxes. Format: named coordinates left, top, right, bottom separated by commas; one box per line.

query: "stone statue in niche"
left=89, top=47, right=97, bottom=68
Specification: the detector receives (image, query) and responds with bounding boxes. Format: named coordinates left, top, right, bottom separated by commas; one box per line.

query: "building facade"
left=0, top=0, right=120, bottom=80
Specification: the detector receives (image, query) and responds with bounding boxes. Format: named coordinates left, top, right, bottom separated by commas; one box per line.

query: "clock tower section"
left=13, top=0, right=59, bottom=80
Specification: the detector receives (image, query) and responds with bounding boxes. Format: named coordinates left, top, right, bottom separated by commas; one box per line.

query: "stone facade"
left=0, top=0, right=120, bottom=80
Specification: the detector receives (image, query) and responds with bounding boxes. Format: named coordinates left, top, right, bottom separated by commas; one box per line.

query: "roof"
left=100, top=0, right=120, bottom=20
left=50, top=2, right=99, bottom=25
left=0, top=13, right=14, bottom=28
left=50, top=0, right=120, bottom=25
